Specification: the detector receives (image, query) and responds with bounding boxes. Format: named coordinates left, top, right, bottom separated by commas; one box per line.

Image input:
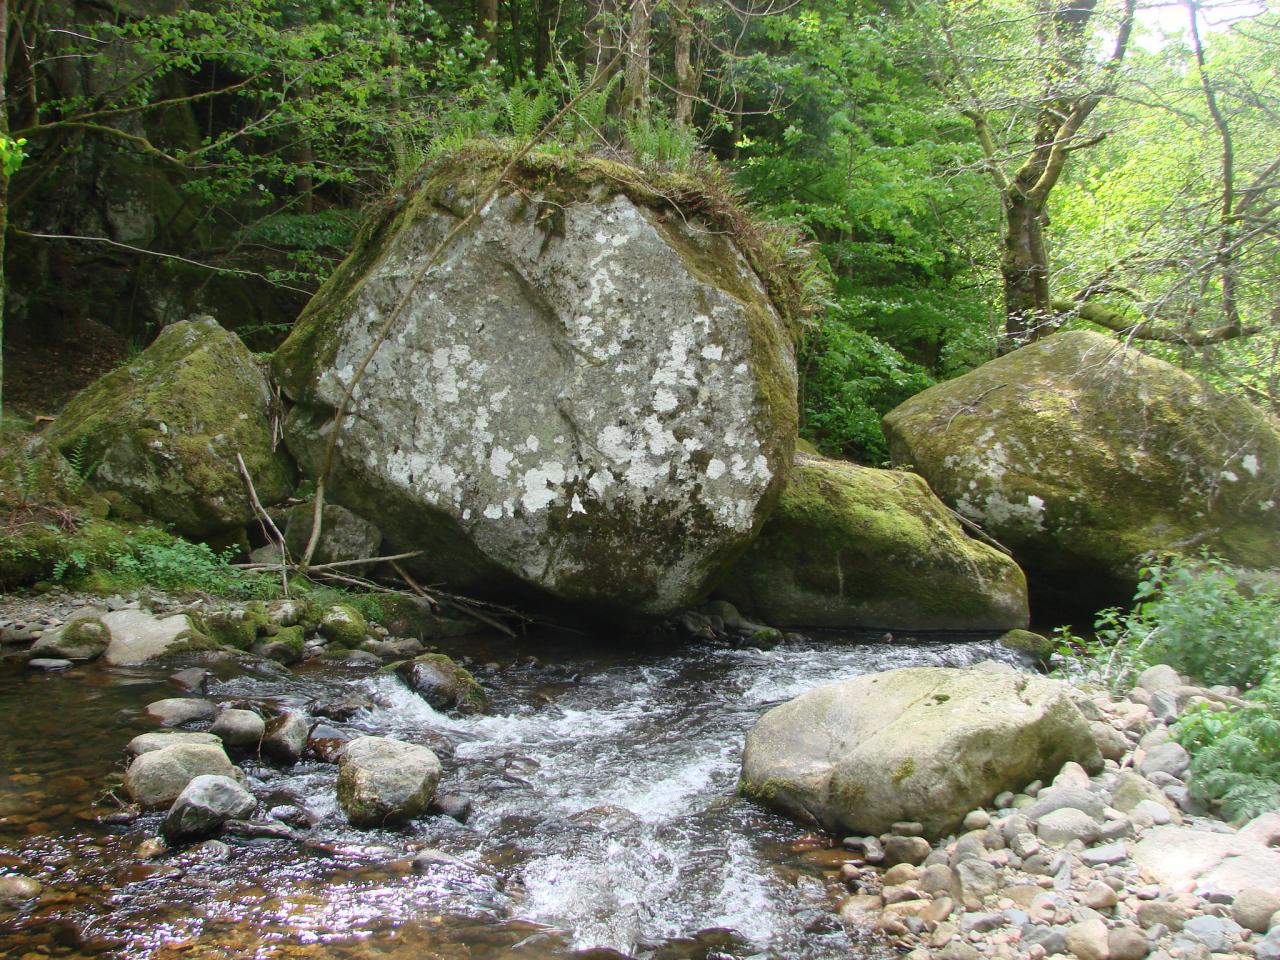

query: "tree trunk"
left=509, top=0, right=523, bottom=77
left=583, top=0, right=609, bottom=78
left=477, top=0, right=498, bottom=63
left=621, top=0, right=650, bottom=117
left=533, top=0, right=553, bottom=77
left=1001, top=191, right=1051, bottom=349
left=1, top=0, right=9, bottom=418
left=672, top=0, right=695, bottom=126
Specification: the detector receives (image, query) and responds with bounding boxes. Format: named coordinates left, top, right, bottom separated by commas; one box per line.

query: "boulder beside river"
left=715, top=454, right=1029, bottom=630
left=882, top=330, right=1280, bottom=609
left=740, top=666, right=1101, bottom=838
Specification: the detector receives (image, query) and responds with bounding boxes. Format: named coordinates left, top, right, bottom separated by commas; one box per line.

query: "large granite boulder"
left=274, top=152, right=799, bottom=615
left=47, top=317, right=293, bottom=539
left=883, top=330, right=1280, bottom=608
left=715, top=453, right=1028, bottom=630
left=740, top=667, right=1101, bottom=838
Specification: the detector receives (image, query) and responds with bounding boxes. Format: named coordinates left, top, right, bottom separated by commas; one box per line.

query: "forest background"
left=0, top=0, right=1276, bottom=463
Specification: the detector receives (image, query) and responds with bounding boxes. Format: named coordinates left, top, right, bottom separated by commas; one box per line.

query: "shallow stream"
left=0, top=629, right=1021, bottom=959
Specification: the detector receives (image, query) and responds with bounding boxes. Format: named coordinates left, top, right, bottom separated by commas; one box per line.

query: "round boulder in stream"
left=336, top=736, right=442, bottom=828
left=740, top=666, right=1101, bottom=838
left=162, top=774, right=256, bottom=843
left=273, top=149, right=801, bottom=615
left=393, top=653, right=487, bottom=715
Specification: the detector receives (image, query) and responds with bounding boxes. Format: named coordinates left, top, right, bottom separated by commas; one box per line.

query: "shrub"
left=1175, top=688, right=1280, bottom=822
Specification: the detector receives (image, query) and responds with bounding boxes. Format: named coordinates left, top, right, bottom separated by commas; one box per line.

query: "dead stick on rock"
left=300, top=51, right=625, bottom=571
left=235, top=452, right=290, bottom=597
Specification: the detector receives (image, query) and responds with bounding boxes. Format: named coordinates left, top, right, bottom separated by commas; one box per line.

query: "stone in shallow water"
left=145, top=698, right=216, bottom=727
left=336, top=736, right=441, bottom=828
left=126, top=731, right=221, bottom=757
left=209, top=709, right=265, bottom=749
left=124, top=742, right=239, bottom=809
left=162, top=774, right=256, bottom=843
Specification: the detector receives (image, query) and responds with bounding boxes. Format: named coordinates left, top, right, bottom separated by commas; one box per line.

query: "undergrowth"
left=1055, top=555, right=1280, bottom=822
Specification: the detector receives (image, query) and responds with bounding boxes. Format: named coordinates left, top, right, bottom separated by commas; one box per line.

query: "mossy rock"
left=715, top=453, right=1029, bottom=630
left=318, top=604, right=368, bottom=647
left=998, top=629, right=1055, bottom=667
left=29, top=617, right=111, bottom=660
left=274, top=146, right=800, bottom=616
left=389, top=653, right=488, bottom=715
left=883, top=330, right=1280, bottom=609
left=205, top=603, right=274, bottom=651
left=46, top=318, right=293, bottom=539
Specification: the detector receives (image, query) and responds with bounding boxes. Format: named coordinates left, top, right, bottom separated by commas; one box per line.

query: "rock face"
left=882, top=330, right=1280, bottom=607
left=740, top=667, right=1101, bottom=838
left=715, top=454, right=1029, bottom=630
left=283, top=502, right=383, bottom=570
left=336, top=736, right=442, bottom=827
left=47, top=317, right=293, bottom=539
left=274, top=153, right=799, bottom=615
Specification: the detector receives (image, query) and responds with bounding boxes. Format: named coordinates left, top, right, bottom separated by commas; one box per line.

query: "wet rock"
left=168, top=667, right=211, bottom=693
left=209, top=709, right=265, bottom=749
left=0, top=875, right=42, bottom=902
left=27, top=658, right=72, bottom=671
left=312, top=696, right=373, bottom=722
left=161, top=775, right=256, bottom=843
left=124, top=742, right=239, bottom=808
left=336, top=736, right=441, bottom=828
left=428, top=793, right=473, bottom=823
left=393, top=654, right=488, bottom=715
left=222, top=819, right=297, bottom=841
left=145, top=698, right=216, bottom=727
left=29, top=617, right=110, bottom=660
left=261, top=712, right=310, bottom=765
left=740, top=666, right=1100, bottom=838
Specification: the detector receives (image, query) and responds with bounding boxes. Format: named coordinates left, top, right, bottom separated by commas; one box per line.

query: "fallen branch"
left=944, top=504, right=1014, bottom=557
left=235, top=453, right=290, bottom=597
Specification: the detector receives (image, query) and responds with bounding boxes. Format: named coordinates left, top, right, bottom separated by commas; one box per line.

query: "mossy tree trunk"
left=1001, top=190, right=1050, bottom=347
left=1, top=0, right=8, bottom=419
left=621, top=0, right=650, bottom=117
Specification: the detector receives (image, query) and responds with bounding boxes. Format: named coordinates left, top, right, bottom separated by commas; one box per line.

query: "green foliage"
left=624, top=111, right=699, bottom=171
left=0, top=134, right=27, bottom=176
left=1055, top=556, right=1280, bottom=692
left=800, top=320, right=933, bottom=463
left=1175, top=692, right=1280, bottom=822
left=94, top=530, right=276, bottom=598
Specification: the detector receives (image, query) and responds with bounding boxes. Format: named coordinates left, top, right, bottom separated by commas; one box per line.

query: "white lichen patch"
left=305, top=191, right=795, bottom=612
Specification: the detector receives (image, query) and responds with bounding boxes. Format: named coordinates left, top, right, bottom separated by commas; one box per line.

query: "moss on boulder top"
left=273, top=145, right=802, bottom=616
left=715, top=453, right=1028, bottom=631
left=883, top=331, right=1280, bottom=610
left=47, top=317, right=293, bottom=540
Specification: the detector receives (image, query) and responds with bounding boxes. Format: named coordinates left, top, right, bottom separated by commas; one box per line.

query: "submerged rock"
left=274, top=152, right=799, bottom=615
left=882, top=330, right=1280, bottom=608
left=336, top=735, right=442, bottom=827
left=393, top=653, right=488, bottom=714
left=46, top=317, right=293, bottom=539
left=161, top=774, right=256, bottom=843
left=714, top=454, right=1029, bottom=630
left=740, top=666, right=1100, bottom=838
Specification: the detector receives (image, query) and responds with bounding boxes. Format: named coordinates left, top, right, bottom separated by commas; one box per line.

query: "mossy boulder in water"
left=715, top=454, right=1028, bottom=630
left=47, top=317, right=293, bottom=539
left=740, top=667, right=1101, bottom=839
left=274, top=149, right=799, bottom=616
left=883, top=331, right=1280, bottom=609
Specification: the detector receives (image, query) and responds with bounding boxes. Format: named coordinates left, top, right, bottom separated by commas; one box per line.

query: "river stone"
left=393, top=654, right=487, bottom=715
left=1234, top=888, right=1280, bottom=933
left=713, top=453, right=1029, bottom=630
left=145, top=698, right=216, bottom=727
left=161, top=774, right=256, bottom=843
left=209, top=709, right=265, bottom=749
left=274, top=154, right=798, bottom=616
left=46, top=317, right=292, bottom=539
left=283, top=502, right=383, bottom=572
left=126, top=731, right=222, bottom=756
left=0, top=876, right=42, bottom=902
left=124, top=742, right=238, bottom=808
left=1066, top=917, right=1111, bottom=960
left=101, top=610, right=205, bottom=665
left=882, top=330, right=1280, bottom=608
left=1113, top=771, right=1181, bottom=822
left=1140, top=742, right=1190, bottom=779
left=336, top=736, right=442, bottom=827
left=262, top=712, right=310, bottom=765
left=1037, top=807, right=1101, bottom=845
left=1132, top=825, right=1280, bottom=897
left=28, top=617, right=110, bottom=660
left=740, top=666, right=1101, bottom=838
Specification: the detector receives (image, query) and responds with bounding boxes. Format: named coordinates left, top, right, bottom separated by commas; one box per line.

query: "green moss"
left=999, top=629, right=1055, bottom=666
left=165, top=629, right=223, bottom=655
left=892, top=757, right=916, bottom=785
left=205, top=603, right=274, bottom=650
left=318, top=603, right=368, bottom=647
left=272, top=624, right=306, bottom=655
left=716, top=453, right=1029, bottom=630
left=46, top=319, right=293, bottom=539
left=739, top=775, right=802, bottom=804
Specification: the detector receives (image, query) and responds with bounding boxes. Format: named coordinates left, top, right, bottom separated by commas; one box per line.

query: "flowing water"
left=0, top=628, right=1023, bottom=959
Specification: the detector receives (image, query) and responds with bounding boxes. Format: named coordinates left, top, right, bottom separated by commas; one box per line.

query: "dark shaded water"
left=0, top=629, right=1022, bottom=959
